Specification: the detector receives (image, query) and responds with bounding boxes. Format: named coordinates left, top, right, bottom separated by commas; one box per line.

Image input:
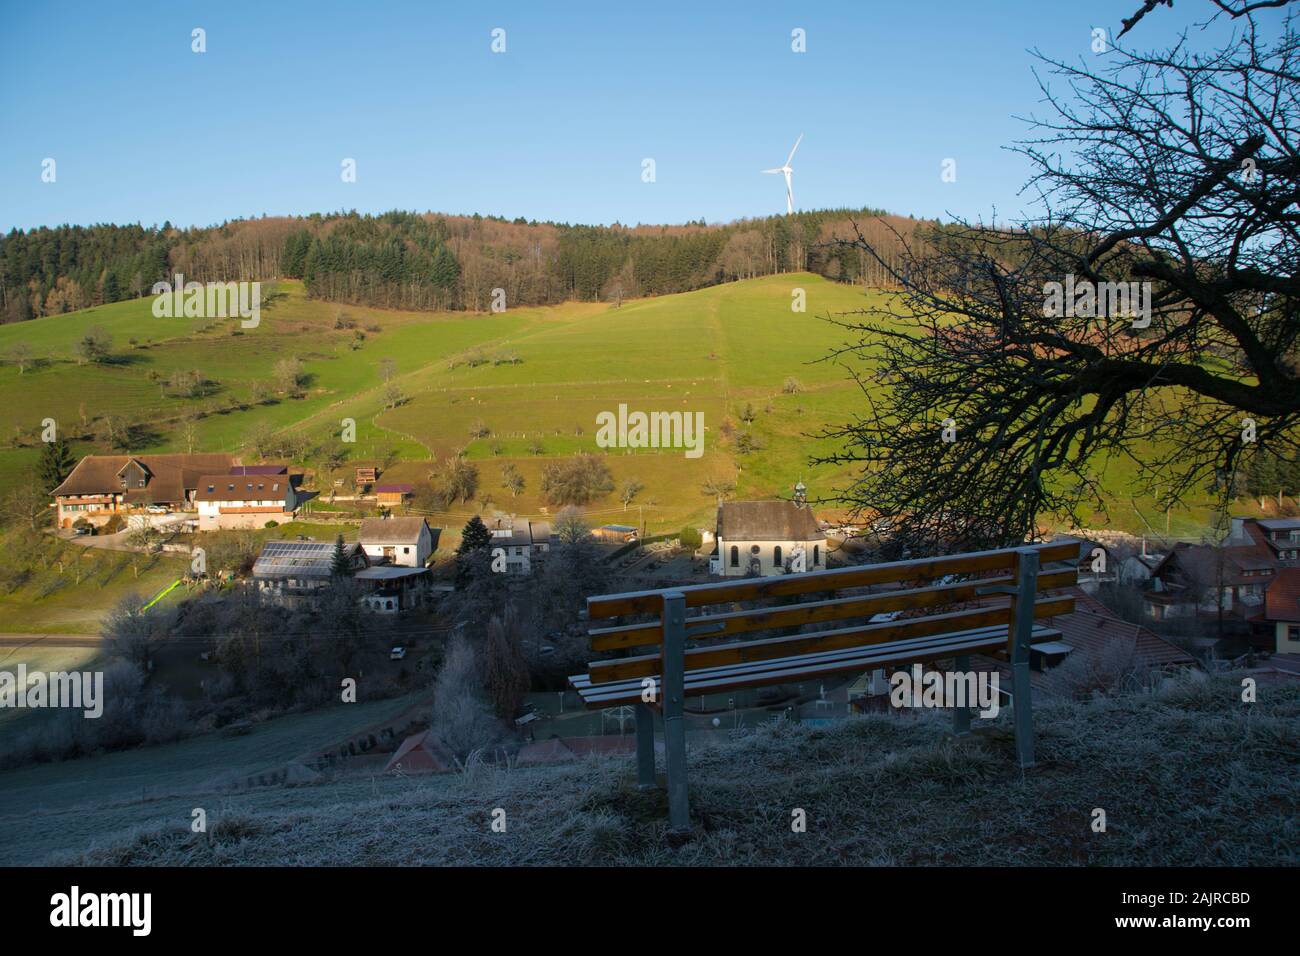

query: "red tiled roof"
left=383, top=731, right=454, bottom=774
left=1263, top=568, right=1300, bottom=623
left=1049, top=587, right=1195, bottom=666
left=970, top=586, right=1196, bottom=690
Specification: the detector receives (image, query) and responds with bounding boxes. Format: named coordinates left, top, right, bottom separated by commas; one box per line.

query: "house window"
left=813, top=544, right=820, bottom=565
left=137, top=480, right=145, bottom=488
left=403, top=547, right=410, bottom=554
left=729, top=546, right=739, bottom=567
left=773, top=545, right=783, bottom=568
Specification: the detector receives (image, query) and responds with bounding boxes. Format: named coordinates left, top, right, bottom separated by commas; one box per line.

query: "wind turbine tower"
left=762, top=133, right=803, bottom=214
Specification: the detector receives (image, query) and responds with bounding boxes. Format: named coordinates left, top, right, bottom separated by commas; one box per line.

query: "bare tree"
left=818, top=3, right=1299, bottom=553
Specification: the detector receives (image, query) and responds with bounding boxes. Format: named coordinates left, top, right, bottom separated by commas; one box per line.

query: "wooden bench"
left=569, top=541, right=1079, bottom=831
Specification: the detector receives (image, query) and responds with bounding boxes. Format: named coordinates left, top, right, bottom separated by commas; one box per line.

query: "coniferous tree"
left=38, top=437, right=76, bottom=493
left=330, top=534, right=354, bottom=578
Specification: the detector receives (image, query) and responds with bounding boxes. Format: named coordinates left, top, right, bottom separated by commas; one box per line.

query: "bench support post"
left=1010, top=547, right=1039, bottom=768
left=634, top=702, right=656, bottom=790
left=662, top=591, right=690, bottom=833
left=952, top=654, right=971, bottom=737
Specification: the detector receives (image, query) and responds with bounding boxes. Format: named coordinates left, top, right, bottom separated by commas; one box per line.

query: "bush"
left=679, top=526, right=703, bottom=550
left=540, top=454, right=613, bottom=506
left=264, top=520, right=279, bottom=528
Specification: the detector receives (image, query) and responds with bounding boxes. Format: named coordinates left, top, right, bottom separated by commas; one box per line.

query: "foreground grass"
left=25, top=675, right=1299, bottom=866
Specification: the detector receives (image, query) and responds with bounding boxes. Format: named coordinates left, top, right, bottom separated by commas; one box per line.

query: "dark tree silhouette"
left=818, top=1, right=1299, bottom=553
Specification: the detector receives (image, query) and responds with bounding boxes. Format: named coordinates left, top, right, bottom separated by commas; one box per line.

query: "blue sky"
left=0, top=0, right=1263, bottom=231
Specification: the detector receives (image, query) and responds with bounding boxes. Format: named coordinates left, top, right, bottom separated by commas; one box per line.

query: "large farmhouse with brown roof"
left=51, top=453, right=235, bottom=529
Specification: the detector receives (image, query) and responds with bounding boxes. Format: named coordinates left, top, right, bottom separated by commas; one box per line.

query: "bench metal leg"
left=662, top=592, right=690, bottom=833
left=952, top=654, right=971, bottom=737
left=634, top=702, right=656, bottom=790
left=1011, top=548, right=1039, bottom=768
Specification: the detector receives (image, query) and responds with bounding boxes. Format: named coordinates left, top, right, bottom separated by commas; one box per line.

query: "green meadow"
left=0, top=271, right=1254, bottom=631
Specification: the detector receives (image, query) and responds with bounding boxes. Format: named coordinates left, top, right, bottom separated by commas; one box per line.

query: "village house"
left=710, top=493, right=827, bottom=577
left=358, top=516, right=438, bottom=568
left=51, top=452, right=236, bottom=529
left=1144, top=517, right=1290, bottom=622
left=488, top=517, right=553, bottom=575
left=1056, top=536, right=1118, bottom=594
left=195, top=466, right=303, bottom=530
left=252, top=540, right=368, bottom=605
left=356, top=565, right=432, bottom=613
left=1256, top=567, right=1300, bottom=655
left=1119, top=542, right=1165, bottom=587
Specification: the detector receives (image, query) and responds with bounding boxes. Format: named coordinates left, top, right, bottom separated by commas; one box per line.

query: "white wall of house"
left=716, top=537, right=826, bottom=577
left=360, top=525, right=432, bottom=567
left=197, top=499, right=295, bottom=531
left=491, top=542, right=531, bottom=575
left=1274, top=621, right=1300, bottom=655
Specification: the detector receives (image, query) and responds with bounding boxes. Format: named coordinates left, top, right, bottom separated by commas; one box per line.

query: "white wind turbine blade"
left=761, top=167, right=783, bottom=174
left=784, top=169, right=794, bottom=214
left=785, top=132, right=804, bottom=168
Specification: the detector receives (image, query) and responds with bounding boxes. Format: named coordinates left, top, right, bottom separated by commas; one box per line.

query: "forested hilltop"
left=0, top=207, right=924, bottom=321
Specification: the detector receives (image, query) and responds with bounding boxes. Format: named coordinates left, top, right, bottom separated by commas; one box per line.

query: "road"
left=0, top=633, right=101, bottom=648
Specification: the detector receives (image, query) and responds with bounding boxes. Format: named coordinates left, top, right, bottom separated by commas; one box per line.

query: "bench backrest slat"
left=586, top=594, right=1075, bottom=684
left=586, top=540, right=1080, bottom=619
left=589, top=565, right=1078, bottom=651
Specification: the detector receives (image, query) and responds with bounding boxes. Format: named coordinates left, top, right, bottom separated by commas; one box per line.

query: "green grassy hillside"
left=0, top=274, right=1258, bottom=580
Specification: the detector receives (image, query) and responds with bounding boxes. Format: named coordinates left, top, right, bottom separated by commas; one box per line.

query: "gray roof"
left=359, top=516, right=430, bottom=545
left=1257, top=519, right=1300, bottom=531
left=356, top=566, right=430, bottom=581
left=253, top=540, right=361, bottom=580
left=718, top=500, right=822, bottom=541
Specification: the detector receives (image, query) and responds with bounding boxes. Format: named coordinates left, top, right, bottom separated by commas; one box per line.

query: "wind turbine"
left=762, top=133, right=803, bottom=214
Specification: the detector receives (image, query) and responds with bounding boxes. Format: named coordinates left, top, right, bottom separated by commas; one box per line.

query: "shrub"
left=540, top=454, right=613, bottom=506
left=264, top=520, right=279, bottom=528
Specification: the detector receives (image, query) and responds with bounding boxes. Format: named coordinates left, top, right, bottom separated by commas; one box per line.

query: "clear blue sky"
left=0, top=0, right=1260, bottom=231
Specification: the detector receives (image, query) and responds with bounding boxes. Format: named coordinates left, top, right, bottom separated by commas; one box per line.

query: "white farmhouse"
left=359, top=516, right=437, bottom=568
